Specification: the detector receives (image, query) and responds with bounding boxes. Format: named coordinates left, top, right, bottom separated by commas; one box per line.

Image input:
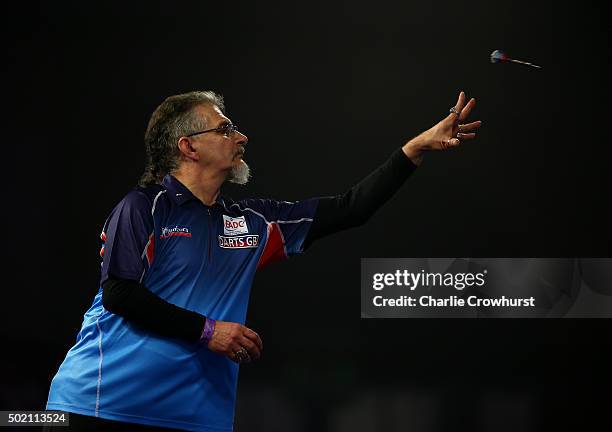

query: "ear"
left=177, top=137, right=200, bottom=161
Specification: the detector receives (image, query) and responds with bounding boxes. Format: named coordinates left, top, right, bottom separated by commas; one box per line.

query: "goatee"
left=228, top=160, right=251, bottom=185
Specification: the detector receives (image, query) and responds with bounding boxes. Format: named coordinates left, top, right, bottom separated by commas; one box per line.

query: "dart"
left=490, top=49, right=542, bottom=69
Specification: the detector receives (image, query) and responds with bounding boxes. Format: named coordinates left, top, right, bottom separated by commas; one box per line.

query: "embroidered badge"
left=222, top=215, right=249, bottom=236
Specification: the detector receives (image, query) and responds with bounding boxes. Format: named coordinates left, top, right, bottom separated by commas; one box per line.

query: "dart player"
left=45, top=90, right=481, bottom=431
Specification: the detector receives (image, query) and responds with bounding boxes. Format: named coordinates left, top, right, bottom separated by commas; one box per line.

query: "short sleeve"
left=100, top=190, right=155, bottom=285
left=237, top=198, right=318, bottom=270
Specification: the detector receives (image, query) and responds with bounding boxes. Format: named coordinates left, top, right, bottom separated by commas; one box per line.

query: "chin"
left=228, top=160, right=251, bottom=185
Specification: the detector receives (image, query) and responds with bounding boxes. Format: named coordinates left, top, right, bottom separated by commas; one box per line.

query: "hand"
left=207, top=320, right=263, bottom=364
left=403, top=91, right=482, bottom=165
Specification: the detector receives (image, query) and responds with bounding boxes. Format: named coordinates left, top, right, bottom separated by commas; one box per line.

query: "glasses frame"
left=185, top=123, right=240, bottom=138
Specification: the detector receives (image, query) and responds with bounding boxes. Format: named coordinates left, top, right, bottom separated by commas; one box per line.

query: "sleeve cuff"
left=391, top=147, right=419, bottom=172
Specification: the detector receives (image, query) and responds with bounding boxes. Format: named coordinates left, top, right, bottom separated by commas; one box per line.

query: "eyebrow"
left=214, top=120, right=232, bottom=128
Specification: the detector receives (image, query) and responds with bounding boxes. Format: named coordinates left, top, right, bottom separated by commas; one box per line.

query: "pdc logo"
left=222, top=215, right=249, bottom=236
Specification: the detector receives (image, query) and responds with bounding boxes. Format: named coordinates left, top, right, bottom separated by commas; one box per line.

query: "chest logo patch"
left=218, top=234, right=259, bottom=249
left=160, top=225, right=192, bottom=239
left=223, top=215, right=249, bottom=236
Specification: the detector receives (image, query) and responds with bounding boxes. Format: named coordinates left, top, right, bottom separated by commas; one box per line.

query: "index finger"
left=243, top=328, right=263, bottom=351
left=454, top=91, right=466, bottom=112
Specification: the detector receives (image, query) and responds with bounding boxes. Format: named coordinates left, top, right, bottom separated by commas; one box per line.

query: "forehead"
left=195, top=104, right=231, bottom=126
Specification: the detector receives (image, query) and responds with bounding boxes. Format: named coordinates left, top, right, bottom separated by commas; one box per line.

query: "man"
left=46, top=90, right=481, bottom=431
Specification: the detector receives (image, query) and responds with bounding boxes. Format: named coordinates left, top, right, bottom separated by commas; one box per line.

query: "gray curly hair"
left=139, top=91, right=225, bottom=186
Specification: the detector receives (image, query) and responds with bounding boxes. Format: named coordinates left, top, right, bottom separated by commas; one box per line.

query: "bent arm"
left=102, top=275, right=207, bottom=343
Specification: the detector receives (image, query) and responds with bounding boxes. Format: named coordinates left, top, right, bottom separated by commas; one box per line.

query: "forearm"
left=305, top=147, right=417, bottom=246
left=102, top=275, right=207, bottom=343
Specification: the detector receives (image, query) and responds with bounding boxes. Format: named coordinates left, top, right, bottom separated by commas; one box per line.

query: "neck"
left=172, top=164, right=227, bottom=206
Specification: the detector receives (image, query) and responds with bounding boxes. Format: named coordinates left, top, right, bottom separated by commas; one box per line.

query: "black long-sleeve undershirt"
left=102, top=276, right=205, bottom=342
left=304, top=147, right=417, bottom=247
left=101, top=148, right=417, bottom=343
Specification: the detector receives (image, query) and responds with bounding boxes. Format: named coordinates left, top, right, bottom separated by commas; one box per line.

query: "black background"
left=2, top=1, right=611, bottom=431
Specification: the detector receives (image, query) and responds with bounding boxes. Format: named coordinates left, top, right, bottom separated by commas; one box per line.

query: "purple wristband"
left=199, top=318, right=216, bottom=345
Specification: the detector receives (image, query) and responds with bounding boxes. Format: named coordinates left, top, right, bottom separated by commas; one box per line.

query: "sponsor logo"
left=223, top=215, right=249, bottom=236
left=160, top=226, right=192, bottom=239
left=218, top=234, right=259, bottom=249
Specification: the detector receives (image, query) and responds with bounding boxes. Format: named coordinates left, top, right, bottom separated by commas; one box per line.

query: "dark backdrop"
left=2, top=1, right=611, bottom=431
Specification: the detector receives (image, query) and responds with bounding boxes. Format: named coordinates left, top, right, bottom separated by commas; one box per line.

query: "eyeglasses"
left=185, top=123, right=240, bottom=138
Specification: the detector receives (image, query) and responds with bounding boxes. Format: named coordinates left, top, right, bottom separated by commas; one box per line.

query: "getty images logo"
left=372, top=269, right=487, bottom=291
left=160, top=225, right=192, bottom=239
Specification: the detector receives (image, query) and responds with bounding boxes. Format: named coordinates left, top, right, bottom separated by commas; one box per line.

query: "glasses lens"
left=222, top=124, right=237, bottom=136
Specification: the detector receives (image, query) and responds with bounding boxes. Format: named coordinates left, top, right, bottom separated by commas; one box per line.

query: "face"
left=188, top=104, right=249, bottom=173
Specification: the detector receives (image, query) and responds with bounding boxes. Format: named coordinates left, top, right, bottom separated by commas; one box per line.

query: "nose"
left=234, top=130, right=248, bottom=146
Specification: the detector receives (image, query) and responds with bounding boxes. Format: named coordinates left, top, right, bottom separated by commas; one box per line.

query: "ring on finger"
left=449, top=106, right=460, bottom=116
left=235, top=347, right=250, bottom=363
left=233, top=349, right=245, bottom=362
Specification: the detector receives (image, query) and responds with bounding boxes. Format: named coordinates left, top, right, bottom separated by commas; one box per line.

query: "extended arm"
left=306, top=91, right=482, bottom=246
left=305, top=148, right=417, bottom=246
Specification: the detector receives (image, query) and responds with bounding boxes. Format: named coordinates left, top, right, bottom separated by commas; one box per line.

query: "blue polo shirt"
left=47, top=174, right=318, bottom=431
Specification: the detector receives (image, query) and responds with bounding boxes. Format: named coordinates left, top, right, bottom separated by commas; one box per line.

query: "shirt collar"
left=162, top=174, right=225, bottom=208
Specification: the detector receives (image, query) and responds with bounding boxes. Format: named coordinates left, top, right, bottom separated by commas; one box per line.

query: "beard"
left=227, top=159, right=251, bottom=185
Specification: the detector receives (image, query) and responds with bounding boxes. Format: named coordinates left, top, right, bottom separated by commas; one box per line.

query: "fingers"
left=207, top=321, right=263, bottom=364
left=452, top=91, right=477, bottom=122
left=459, top=97, right=476, bottom=121
left=239, top=327, right=263, bottom=362
left=454, top=91, right=466, bottom=112
left=229, top=325, right=262, bottom=363
left=243, top=328, right=263, bottom=352
left=230, top=347, right=251, bottom=364
left=441, top=137, right=461, bottom=149
left=239, top=336, right=261, bottom=360
left=443, top=133, right=475, bottom=149
left=456, top=120, right=481, bottom=141
left=432, top=92, right=482, bottom=151
left=448, top=138, right=461, bottom=147
left=458, top=120, right=482, bottom=133
left=457, top=133, right=476, bottom=140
